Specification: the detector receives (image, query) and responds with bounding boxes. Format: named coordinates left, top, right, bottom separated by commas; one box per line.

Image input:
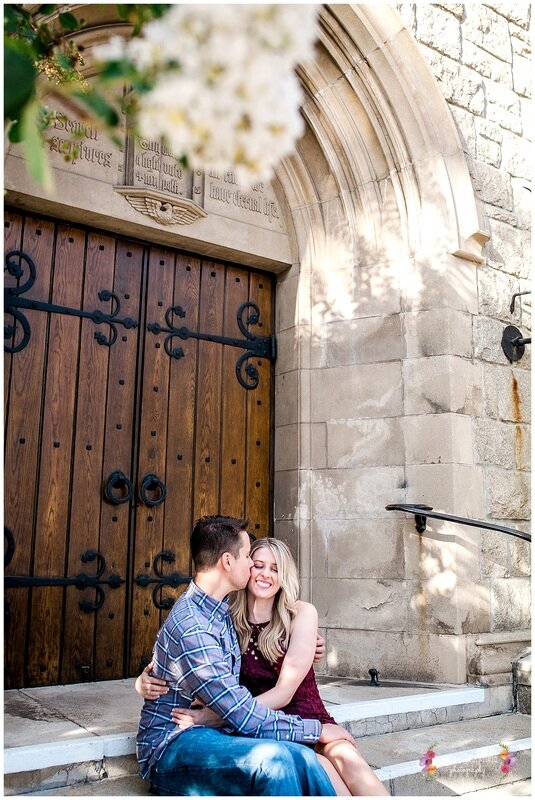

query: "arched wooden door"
left=4, top=210, right=274, bottom=688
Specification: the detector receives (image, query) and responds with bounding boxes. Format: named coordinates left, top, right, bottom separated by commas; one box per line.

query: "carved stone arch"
left=275, top=3, right=489, bottom=268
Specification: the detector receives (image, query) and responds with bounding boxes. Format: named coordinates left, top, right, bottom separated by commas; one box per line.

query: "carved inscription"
left=205, top=170, right=284, bottom=231
left=133, top=138, right=191, bottom=197
left=46, top=112, right=118, bottom=179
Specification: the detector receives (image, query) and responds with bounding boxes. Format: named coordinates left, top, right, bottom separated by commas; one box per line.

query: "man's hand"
left=135, top=662, right=169, bottom=700
left=313, top=633, right=326, bottom=663
left=318, top=723, right=355, bottom=745
left=171, top=704, right=224, bottom=730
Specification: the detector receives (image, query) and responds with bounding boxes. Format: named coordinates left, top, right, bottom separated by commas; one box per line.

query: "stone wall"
left=396, top=1, right=531, bottom=678
left=273, top=3, right=531, bottom=686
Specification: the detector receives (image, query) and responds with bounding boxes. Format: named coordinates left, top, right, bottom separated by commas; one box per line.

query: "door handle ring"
left=139, top=473, right=167, bottom=507
left=104, top=471, right=134, bottom=505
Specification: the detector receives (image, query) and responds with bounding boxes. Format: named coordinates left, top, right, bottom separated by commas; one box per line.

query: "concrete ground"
left=4, top=676, right=444, bottom=749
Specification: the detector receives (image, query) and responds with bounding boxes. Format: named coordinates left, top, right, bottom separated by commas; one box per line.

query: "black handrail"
left=385, top=504, right=531, bottom=543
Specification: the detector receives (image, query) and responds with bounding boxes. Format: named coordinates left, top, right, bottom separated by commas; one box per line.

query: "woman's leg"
left=315, top=753, right=351, bottom=796
left=316, top=739, right=390, bottom=796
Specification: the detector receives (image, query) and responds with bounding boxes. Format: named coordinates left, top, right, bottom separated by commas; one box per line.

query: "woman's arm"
left=254, top=601, right=318, bottom=710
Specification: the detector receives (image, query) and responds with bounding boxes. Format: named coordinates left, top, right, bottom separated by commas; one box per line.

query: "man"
left=137, top=515, right=353, bottom=796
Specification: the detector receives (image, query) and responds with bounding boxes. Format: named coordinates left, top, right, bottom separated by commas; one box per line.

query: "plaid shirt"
left=136, top=581, right=321, bottom=779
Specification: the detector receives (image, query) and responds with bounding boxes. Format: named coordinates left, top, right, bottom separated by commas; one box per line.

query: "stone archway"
left=272, top=4, right=489, bottom=683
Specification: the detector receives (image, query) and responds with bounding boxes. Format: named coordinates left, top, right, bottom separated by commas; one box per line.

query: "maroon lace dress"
left=240, top=621, right=335, bottom=724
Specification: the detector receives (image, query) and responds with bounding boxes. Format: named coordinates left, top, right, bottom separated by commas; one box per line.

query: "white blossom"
left=98, top=4, right=319, bottom=184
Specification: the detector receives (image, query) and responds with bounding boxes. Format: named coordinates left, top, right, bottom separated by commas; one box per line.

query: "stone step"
left=6, top=714, right=530, bottom=796
left=360, top=712, right=531, bottom=796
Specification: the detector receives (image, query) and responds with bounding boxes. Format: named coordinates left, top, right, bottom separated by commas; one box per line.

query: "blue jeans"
left=150, top=728, right=336, bottom=796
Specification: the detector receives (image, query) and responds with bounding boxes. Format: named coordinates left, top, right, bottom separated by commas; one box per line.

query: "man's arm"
left=166, top=623, right=322, bottom=744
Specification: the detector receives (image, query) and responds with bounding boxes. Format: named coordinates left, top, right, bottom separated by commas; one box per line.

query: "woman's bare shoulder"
left=294, top=600, right=319, bottom=621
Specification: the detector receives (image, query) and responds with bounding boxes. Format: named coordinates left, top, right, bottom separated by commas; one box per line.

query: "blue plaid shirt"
left=136, top=581, right=321, bottom=779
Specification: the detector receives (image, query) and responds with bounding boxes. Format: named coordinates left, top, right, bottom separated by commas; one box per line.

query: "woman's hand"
left=171, top=704, right=224, bottom=729
left=135, top=662, right=169, bottom=700
left=313, top=633, right=326, bottom=663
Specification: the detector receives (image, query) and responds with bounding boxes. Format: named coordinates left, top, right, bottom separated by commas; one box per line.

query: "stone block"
left=276, top=271, right=299, bottom=332
left=473, top=316, right=513, bottom=364
left=450, top=106, right=477, bottom=157
left=520, top=96, right=533, bottom=141
left=310, top=466, right=405, bottom=518
left=407, top=579, right=458, bottom=635
left=423, top=49, right=485, bottom=114
left=511, top=26, right=532, bottom=56
left=408, top=578, right=491, bottom=637
left=274, top=370, right=298, bottom=426
left=353, top=259, right=402, bottom=318
left=512, top=52, right=532, bottom=98
left=501, top=133, right=533, bottom=179
left=405, top=463, right=484, bottom=518
left=491, top=578, right=532, bottom=631
left=403, top=525, right=461, bottom=581
left=463, top=40, right=513, bottom=86
left=274, top=518, right=299, bottom=562
left=401, top=252, right=479, bottom=315
left=464, top=4, right=512, bottom=62
left=402, top=413, right=473, bottom=465
left=474, top=418, right=519, bottom=469
left=404, top=309, right=473, bottom=359
left=481, top=529, right=510, bottom=578
left=416, top=5, right=461, bottom=59
left=322, top=314, right=403, bottom=367
left=466, top=631, right=531, bottom=681
left=273, top=469, right=298, bottom=520
left=313, top=517, right=406, bottom=580
left=314, top=577, right=409, bottom=631
left=476, top=117, right=504, bottom=144
left=310, top=362, right=403, bottom=422
left=325, top=628, right=467, bottom=683
left=403, top=356, right=483, bottom=416
left=468, top=158, right=513, bottom=209
left=274, top=327, right=298, bottom=375
left=476, top=135, right=502, bottom=168
left=477, top=266, right=520, bottom=321
left=483, top=365, right=531, bottom=422
left=274, top=424, right=298, bottom=471
left=487, top=97, right=523, bottom=135
left=326, top=417, right=404, bottom=467
left=484, top=3, right=531, bottom=28
left=510, top=538, right=531, bottom=577
left=309, top=422, right=327, bottom=469
left=511, top=178, right=532, bottom=230
left=486, top=468, right=531, bottom=520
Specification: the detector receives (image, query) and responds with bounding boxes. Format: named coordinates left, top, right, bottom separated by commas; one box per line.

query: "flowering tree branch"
left=4, top=4, right=319, bottom=190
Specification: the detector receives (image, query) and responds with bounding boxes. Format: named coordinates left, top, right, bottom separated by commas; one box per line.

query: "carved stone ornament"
left=113, top=187, right=208, bottom=226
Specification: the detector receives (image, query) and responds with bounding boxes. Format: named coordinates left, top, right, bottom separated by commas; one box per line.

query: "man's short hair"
left=191, top=515, right=250, bottom=570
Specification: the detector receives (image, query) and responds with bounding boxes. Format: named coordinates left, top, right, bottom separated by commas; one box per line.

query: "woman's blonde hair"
left=228, top=538, right=300, bottom=663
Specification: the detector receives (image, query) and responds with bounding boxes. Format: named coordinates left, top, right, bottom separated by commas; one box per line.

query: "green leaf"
left=38, top=5, right=57, bottom=15
left=73, top=89, right=119, bottom=127
left=7, top=118, right=23, bottom=143
left=58, top=12, right=78, bottom=31
left=21, top=99, right=54, bottom=192
left=4, top=37, right=36, bottom=119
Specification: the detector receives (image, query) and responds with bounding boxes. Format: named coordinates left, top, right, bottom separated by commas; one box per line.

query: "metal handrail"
left=385, top=504, right=531, bottom=543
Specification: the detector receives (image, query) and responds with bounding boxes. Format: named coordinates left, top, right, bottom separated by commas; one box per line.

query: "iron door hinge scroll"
left=4, top=528, right=125, bottom=613
left=4, top=250, right=138, bottom=353
left=147, top=302, right=276, bottom=389
left=135, top=551, right=191, bottom=610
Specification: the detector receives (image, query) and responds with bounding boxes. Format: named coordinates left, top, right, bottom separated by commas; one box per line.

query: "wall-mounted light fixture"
left=501, top=291, right=531, bottom=362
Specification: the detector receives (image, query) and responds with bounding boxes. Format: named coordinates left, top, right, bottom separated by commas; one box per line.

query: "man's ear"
left=221, top=552, right=232, bottom=572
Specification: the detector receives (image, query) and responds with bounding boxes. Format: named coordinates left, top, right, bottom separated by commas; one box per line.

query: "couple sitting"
left=136, top=515, right=389, bottom=796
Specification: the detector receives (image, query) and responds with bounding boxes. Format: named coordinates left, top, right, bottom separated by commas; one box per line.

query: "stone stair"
left=4, top=678, right=531, bottom=796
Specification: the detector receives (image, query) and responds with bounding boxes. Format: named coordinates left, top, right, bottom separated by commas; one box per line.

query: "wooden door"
left=4, top=211, right=274, bottom=688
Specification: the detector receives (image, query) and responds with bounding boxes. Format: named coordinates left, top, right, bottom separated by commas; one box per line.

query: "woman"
left=138, top=538, right=389, bottom=796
